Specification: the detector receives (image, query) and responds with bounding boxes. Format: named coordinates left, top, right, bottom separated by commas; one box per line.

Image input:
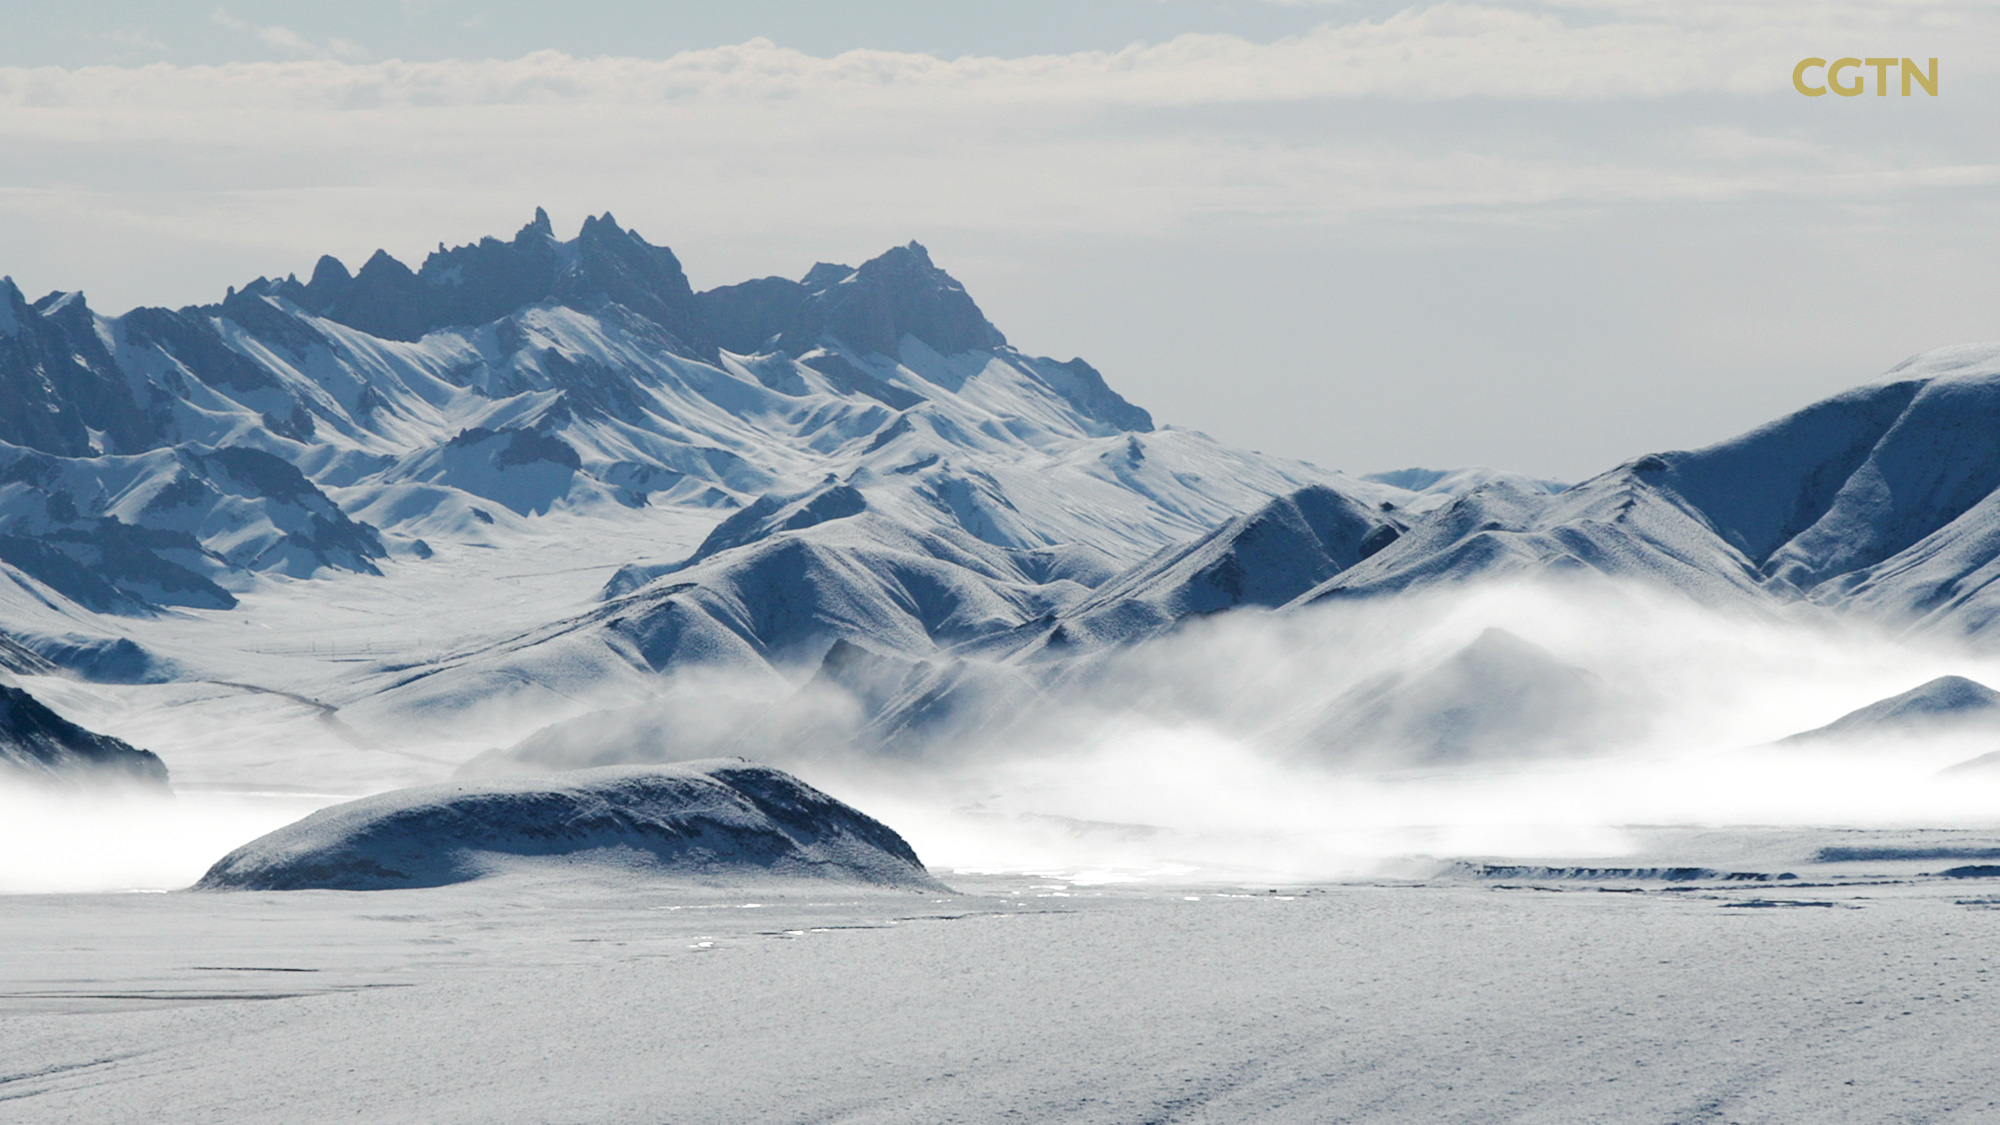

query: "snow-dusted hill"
left=196, top=758, right=941, bottom=891
left=1298, top=628, right=1612, bottom=766
left=1291, top=344, right=2000, bottom=644
left=1779, top=675, right=2000, bottom=745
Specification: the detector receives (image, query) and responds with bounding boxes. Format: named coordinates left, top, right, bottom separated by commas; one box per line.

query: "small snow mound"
left=194, top=759, right=944, bottom=891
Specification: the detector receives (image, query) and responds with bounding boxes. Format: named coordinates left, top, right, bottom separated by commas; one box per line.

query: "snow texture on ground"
left=8, top=830, right=2000, bottom=1123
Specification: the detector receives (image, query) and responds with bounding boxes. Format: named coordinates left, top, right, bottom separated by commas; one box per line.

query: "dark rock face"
left=0, top=443, right=386, bottom=612
left=1028, top=357, right=1154, bottom=434
left=0, top=282, right=171, bottom=457
left=0, top=683, right=169, bottom=788
left=698, top=275, right=813, bottom=355
left=778, top=243, right=1007, bottom=358
left=195, top=759, right=942, bottom=891
left=696, top=243, right=1007, bottom=361
left=262, top=210, right=718, bottom=360
left=554, top=213, right=715, bottom=359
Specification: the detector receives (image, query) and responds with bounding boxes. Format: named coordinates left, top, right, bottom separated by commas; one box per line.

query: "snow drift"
left=194, top=758, right=944, bottom=891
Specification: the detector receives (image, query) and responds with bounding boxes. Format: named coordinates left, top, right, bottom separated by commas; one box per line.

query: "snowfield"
left=8, top=837, right=2000, bottom=1123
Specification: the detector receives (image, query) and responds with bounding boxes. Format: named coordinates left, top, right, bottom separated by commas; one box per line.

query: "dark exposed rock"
left=278, top=210, right=718, bottom=361
left=0, top=282, right=170, bottom=456
left=0, top=682, right=169, bottom=789
left=696, top=244, right=1008, bottom=361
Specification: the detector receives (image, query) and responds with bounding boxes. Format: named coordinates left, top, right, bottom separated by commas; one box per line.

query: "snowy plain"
left=9, top=846, right=2000, bottom=1123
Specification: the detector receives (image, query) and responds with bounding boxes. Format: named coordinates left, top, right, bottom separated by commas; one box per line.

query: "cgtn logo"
left=1794, top=57, right=1938, bottom=96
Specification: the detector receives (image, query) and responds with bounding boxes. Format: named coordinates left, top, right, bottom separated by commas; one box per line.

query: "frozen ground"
left=8, top=829, right=2000, bottom=1123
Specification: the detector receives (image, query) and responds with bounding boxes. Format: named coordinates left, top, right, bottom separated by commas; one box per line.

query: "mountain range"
left=7, top=210, right=2000, bottom=779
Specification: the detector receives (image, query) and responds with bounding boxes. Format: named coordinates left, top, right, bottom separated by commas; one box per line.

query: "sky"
left=2, top=2, right=1997, bottom=481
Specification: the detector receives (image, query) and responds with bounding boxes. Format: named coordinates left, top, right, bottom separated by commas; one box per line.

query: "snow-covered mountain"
left=10, top=209, right=2000, bottom=784
left=1293, top=344, right=2000, bottom=644
left=0, top=211, right=1379, bottom=615
left=0, top=213, right=1406, bottom=729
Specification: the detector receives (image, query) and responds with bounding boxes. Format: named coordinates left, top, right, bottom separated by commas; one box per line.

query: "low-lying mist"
left=0, top=787, right=338, bottom=894
left=474, top=578, right=2000, bottom=883
left=12, top=577, right=2000, bottom=893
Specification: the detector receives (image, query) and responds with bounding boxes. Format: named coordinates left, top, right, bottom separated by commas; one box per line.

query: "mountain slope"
left=1292, top=344, right=2000, bottom=645
left=987, top=483, right=1405, bottom=659
left=1779, top=675, right=2000, bottom=745
left=0, top=682, right=169, bottom=788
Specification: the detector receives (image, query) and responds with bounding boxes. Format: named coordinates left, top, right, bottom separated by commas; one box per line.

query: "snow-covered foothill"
left=1297, top=627, right=1613, bottom=766
left=195, top=758, right=944, bottom=891
left=987, top=483, right=1404, bottom=660
left=1779, top=675, right=2000, bottom=746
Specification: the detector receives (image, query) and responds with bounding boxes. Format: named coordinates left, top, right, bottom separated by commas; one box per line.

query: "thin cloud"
left=103, top=26, right=170, bottom=53
left=211, top=6, right=370, bottom=63
left=9, top=4, right=1975, bottom=112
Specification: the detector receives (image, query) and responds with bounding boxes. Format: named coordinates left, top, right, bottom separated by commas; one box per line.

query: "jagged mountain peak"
left=224, top=210, right=710, bottom=357
left=0, top=278, right=29, bottom=342
left=31, top=288, right=90, bottom=320
left=0, top=282, right=166, bottom=459
left=801, top=261, right=855, bottom=291
left=698, top=238, right=1007, bottom=361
